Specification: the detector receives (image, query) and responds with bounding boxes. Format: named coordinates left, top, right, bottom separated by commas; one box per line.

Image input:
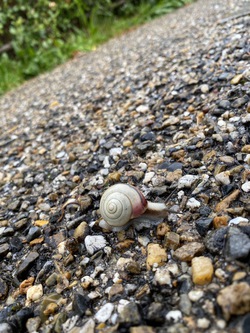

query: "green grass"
left=0, top=0, right=194, bottom=96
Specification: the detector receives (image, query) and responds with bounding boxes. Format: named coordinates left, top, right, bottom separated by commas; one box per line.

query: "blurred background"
left=0, top=0, right=193, bottom=95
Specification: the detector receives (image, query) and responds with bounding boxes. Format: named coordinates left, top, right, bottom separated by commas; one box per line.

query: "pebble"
left=164, top=232, right=180, bottom=250
left=178, top=175, right=199, bottom=189
left=26, top=284, right=43, bottom=304
left=197, top=318, right=210, bottom=329
left=72, top=293, right=90, bottom=316
left=186, top=197, right=201, bottom=209
left=173, top=242, right=205, bottom=262
left=215, top=189, right=240, bottom=212
left=242, top=181, right=250, bottom=192
left=118, top=302, right=141, bottom=325
left=179, top=294, right=191, bottom=315
left=0, top=323, right=13, bottom=333
left=130, top=326, right=155, bottom=333
left=224, top=227, right=250, bottom=260
left=213, top=215, right=229, bottom=229
left=146, top=243, right=167, bottom=269
left=188, top=290, right=204, bottom=302
left=205, top=227, right=228, bottom=254
left=16, top=251, right=39, bottom=278
left=195, top=218, right=213, bottom=236
left=217, top=282, right=250, bottom=320
left=215, top=171, right=231, bottom=185
left=191, top=256, right=214, bottom=285
left=0, top=243, right=9, bottom=258
left=84, top=235, right=106, bottom=255
left=229, top=216, right=249, bottom=225
left=166, top=310, right=182, bottom=323
left=94, top=303, right=114, bottom=323
left=154, top=267, right=171, bottom=286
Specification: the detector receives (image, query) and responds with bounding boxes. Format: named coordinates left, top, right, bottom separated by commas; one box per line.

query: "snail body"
left=99, top=183, right=169, bottom=231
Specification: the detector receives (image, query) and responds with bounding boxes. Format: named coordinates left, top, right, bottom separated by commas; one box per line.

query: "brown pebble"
left=173, top=242, right=205, bottom=262
left=156, top=223, right=170, bottom=238
left=215, top=189, right=240, bottom=212
left=164, top=232, right=180, bottom=250
left=213, top=216, right=229, bottom=229
left=108, top=283, right=124, bottom=299
left=242, top=145, right=250, bottom=153
left=146, top=243, right=167, bottom=270
left=217, top=282, right=250, bottom=320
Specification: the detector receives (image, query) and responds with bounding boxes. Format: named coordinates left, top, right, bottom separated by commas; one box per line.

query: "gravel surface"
left=0, top=0, right=250, bottom=332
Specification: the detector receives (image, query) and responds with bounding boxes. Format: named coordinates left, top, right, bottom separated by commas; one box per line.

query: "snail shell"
left=99, top=183, right=148, bottom=231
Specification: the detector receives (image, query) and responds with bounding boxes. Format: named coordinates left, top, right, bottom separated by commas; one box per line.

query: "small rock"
left=215, top=189, right=240, bottom=212
left=215, top=171, right=230, bottom=185
left=195, top=218, right=213, bottom=236
left=146, top=243, right=167, bottom=270
left=217, top=282, right=250, bottom=320
left=166, top=310, right=182, bottom=323
left=84, top=235, right=106, bottom=255
left=242, top=181, right=250, bottom=192
left=118, top=302, right=141, bottom=325
left=164, top=232, right=180, bottom=250
left=197, top=318, right=210, bottom=329
left=26, top=317, right=41, bottom=333
left=205, top=227, right=228, bottom=254
left=16, top=251, right=39, bottom=278
left=178, top=175, right=198, bottom=189
left=0, top=323, right=13, bottom=333
left=200, top=84, right=209, bottom=93
left=224, top=227, right=250, bottom=260
left=213, top=216, right=229, bottom=229
left=26, top=226, right=41, bottom=242
left=26, top=284, right=43, bottom=304
left=154, top=267, right=171, bottom=286
left=179, top=294, right=191, bottom=315
left=241, top=313, right=250, bottom=333
left=173, top=242, right=205, bottom=262
left=143, top=171, right=155, bottom=184
left=242, top=145, right=250, bottom=153
left=186, top=197, right=201, bottom=209
left=188, top=290, right=204, bottom=302
left=95, top=303, right=114, bottom=323
left=72, top=293, right=90, bottom=316
left=229, top=217, right=249, bottom=225
left=191, top=256, right=214, bottom=285
left=73, top=222, right=89, bottom=242
left=108, top=284, right=124, bottom=299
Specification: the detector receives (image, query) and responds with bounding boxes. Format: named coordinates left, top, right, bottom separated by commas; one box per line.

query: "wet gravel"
left=0, top=0, right=250, bottom=332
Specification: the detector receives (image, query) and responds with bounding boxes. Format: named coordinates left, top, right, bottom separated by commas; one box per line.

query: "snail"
left=99, top=183, right=170, bottom=231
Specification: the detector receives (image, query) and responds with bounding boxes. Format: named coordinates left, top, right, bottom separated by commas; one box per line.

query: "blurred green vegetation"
left=0, top=0, right=193, bottom=95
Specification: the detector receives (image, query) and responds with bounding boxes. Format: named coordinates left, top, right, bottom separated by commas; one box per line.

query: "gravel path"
left=0, top=0, right=250, bottom=332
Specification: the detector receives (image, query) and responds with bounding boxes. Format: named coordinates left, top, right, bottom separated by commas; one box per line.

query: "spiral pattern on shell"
left=100, top=183, right=147, bottom=228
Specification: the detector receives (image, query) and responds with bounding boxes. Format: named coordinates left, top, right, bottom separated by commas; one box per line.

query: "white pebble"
left=186, top=197, right=201, bottom=209
left=178, top=175, right=198, bottom=188
left=136, top=105, right=149, bottom=113
left=188, top=290, right=204, bottom=302
left=95, top=303, right=114, bottom=323
left=154, top=267, right=172, bottom=286
left=109, top=147, right=122, bottom=157
left=215, top=171, right=230, bottom=185
left=242, top=181, right=250, bottom=192
left=229, top=217, right=249, bottom=225
left=103, top=156, right=110, bottom=168
left=166, top=310, right=182, bottom=322
left=84, top=235, right=107, bottom=255
left=139, top=162, right=147, bottom=171
left=143, top=171, right=155, bottom=184
left=26, top=284, right=43, bottom=303
left=197, top=318, right=210, bottom=329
